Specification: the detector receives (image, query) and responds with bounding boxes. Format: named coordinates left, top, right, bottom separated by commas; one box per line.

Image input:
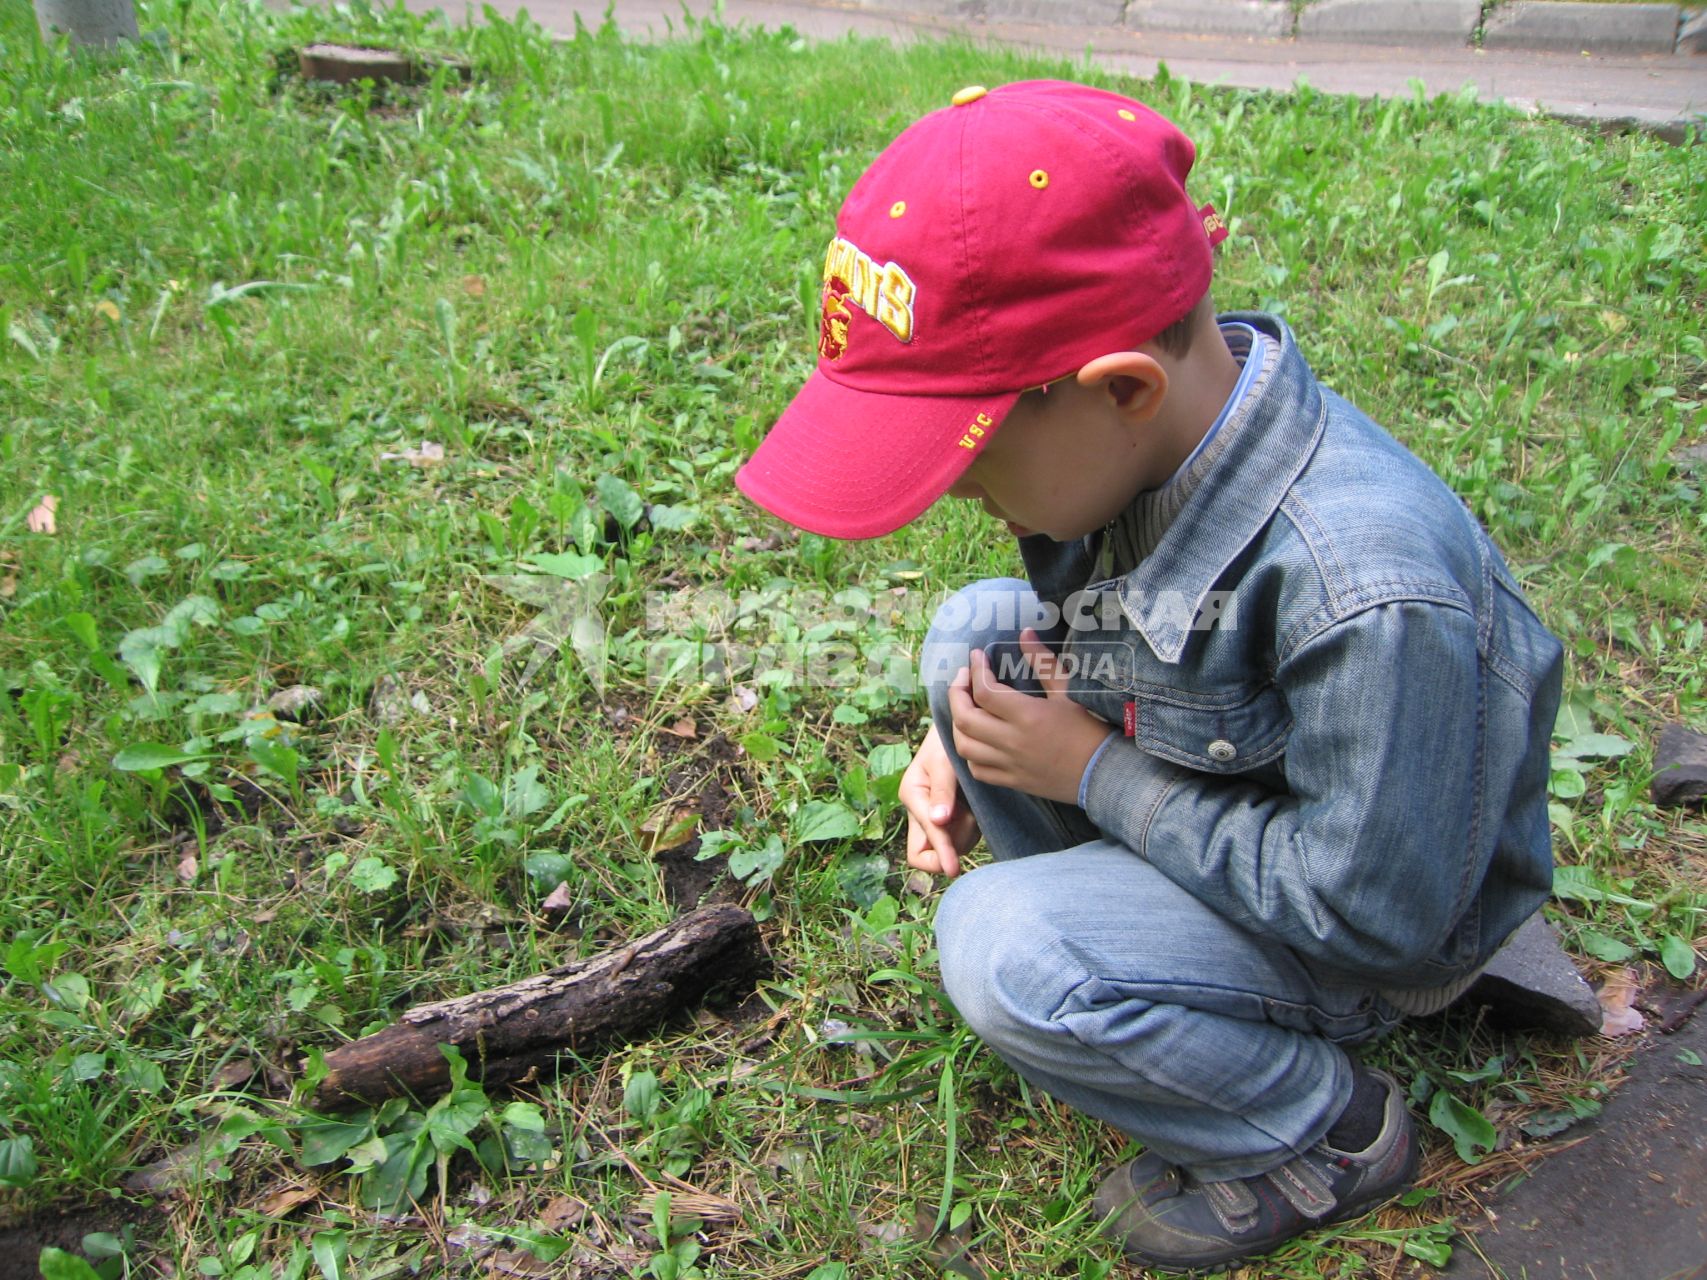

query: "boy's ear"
left=1077, top=352, right=1167, bottom=423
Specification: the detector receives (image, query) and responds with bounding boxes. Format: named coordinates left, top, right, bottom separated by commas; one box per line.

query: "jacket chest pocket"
left=1132, top=685, right=1293, bottom=773
left=1063, top=635, right=1293, bottom=775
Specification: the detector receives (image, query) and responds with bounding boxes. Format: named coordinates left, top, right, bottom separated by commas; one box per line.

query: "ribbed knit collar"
left=1099, top=323, right=1275, bottom=579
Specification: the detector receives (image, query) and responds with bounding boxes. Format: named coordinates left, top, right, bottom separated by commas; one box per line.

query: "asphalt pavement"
left=388, top=0, right=1705, bottom=138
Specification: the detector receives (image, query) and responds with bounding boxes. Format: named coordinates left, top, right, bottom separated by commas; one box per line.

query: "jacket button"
left=1207, top=739, right=1237, bottom=762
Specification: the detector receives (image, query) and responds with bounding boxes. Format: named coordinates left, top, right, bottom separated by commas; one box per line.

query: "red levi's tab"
left=1123, top=701, right=1138, bottom=738
left=736, top=81, right=1225, bottom=541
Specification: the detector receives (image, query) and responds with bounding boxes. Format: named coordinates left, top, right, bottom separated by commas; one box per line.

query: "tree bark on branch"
left=307, top=904, right=767, bottom=1111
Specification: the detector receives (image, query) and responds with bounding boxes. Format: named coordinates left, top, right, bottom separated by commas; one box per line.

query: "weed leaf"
left=595, top=474, right=644, bottom=532
left=1428, top=1090, right=1496, bottom=1163
left=793, top=800, right=859, bottom=843
left=38, top=1249, right=101, bottom=1280
left=112, top=744, right=206, bottom=771
left=1660, top=934, right=1696, bottom=980
left=0, top=1136, right=37, bottom=1188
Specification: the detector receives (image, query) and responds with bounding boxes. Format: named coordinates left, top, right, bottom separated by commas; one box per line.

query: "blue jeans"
left=922, top=579, right=1403, bottom=1181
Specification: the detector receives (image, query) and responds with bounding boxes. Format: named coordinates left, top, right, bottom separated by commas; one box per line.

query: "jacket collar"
left=1115, top=312, right=1327, bottom=664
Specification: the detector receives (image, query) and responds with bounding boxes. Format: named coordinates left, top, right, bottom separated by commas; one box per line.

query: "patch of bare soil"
left=0, top=1199, right=161, bottom=1280
left=1441, top=989, right=1707, bottom=1280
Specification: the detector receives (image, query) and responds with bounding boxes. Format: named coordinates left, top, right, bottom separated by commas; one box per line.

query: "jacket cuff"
left=1081, top=737, right=1183, bottom=851
left=1075, top=731, right=1119, bottom=809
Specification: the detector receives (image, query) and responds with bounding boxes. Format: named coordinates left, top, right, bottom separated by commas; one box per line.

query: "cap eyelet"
left=889, top=201, right=907, bottom=219
left=1118, top=108, right=1137, bottom=122
left=1029, top=169, right=1050, bottom=190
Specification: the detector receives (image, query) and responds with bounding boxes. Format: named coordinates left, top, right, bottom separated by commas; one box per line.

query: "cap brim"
left=736, top=370, right=1019, bottom=540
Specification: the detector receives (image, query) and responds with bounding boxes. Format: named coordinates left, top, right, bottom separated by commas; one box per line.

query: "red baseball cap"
left=735, top=79, right=1229, bottom=541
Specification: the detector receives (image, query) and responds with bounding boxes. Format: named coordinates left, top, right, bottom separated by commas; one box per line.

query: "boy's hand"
left=947, top=629, right=1116, bottom=807
left=900, top=724, right=980, bottom=879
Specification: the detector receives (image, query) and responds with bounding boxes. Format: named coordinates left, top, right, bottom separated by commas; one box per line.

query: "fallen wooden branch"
left=306, top=904, right=766, bottom=1111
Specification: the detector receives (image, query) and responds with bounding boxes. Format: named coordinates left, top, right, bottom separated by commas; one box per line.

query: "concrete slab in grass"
left=856, top=0, right=984, bottom=15
left=1298, top=0, right=1481, bottom=45
left=1483, top=1, right=1681, bottom=54
left=1126, top=0, right=1293, bottom=38
left=987, top=0, right=1123, bottom=23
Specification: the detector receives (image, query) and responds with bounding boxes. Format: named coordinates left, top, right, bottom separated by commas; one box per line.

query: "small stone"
left=1461, top=913, right=1602, bottom=1037
left=267, top=684, right=324, bottom=721
left=369, top=674, right=410, bottom=725
left=1669, top=441, right=1707, bottom=473
left=904, top=869, right=937, bottom=897
left=1652, top=723, right=1707, bottom=808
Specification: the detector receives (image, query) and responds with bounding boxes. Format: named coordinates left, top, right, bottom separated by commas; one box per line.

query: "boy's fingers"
left=1019, top=628, right=1068, bottom=697
left=967, top=647, right=1024, bottom=717
left=906, top=817, right=960, bottom=879
left=929, top=769, right=957, bottom=826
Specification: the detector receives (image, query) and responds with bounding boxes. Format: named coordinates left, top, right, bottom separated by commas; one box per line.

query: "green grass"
left=1, top=0, right=1703, bottom=1276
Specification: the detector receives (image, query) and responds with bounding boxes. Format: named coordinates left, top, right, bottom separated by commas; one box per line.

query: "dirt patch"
left=0, top=1199, right=161, bottom=1280
left=649, top=725, right=755, bottom=910
left=1442, top=991, right=1707, bottom=1280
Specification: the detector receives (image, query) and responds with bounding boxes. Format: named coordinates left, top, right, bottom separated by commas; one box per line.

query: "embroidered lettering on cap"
left=956, top=412, right=994, bottom=450
left=819, top=236, right=917, bottom=356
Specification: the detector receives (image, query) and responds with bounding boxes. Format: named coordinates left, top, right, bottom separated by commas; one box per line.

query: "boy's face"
left=944, top=375, right=1166, bottom=542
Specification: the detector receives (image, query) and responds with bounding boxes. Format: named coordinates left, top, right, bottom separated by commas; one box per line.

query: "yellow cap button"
left=1118, top=108, right=1137, bottom=122
left=952, top=85, right=988, bottom=107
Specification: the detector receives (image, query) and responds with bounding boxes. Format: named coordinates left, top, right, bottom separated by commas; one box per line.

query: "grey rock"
left=35, top=0, right=139, bottom=48
left=369, top=673, right=412, bottom=725
left=1458, top=913, right=1602, bottom=1036
left=1298, top=0, right=1481, bottom=45
left=266, top=684, right=324, bottom=721
left=1671, top=440, right=1707, bottom=472
left=1127, top=0, right=1293, bottom=37
left=1652, top=722, right=1707, bottom=808
left=989, top=0, right=1123, bottom=23
left=1682, top=8, right=1707, bottom=53
left=1481, top=1, right=1680, bottom=55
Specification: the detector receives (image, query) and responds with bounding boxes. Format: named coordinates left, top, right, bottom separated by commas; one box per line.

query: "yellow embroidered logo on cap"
left=956, top=412, right=994, bottom=450
left=818, top=236, right=917, bottom=360
left=1202, top=210, right=1227, bottom=237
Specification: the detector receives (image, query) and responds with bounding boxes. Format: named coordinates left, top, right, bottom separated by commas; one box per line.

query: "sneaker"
left=1091, top=1068, right=1419, bottom=1275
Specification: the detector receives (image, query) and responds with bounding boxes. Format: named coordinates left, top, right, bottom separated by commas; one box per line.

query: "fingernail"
left=931, top=805, right=951, bottom=823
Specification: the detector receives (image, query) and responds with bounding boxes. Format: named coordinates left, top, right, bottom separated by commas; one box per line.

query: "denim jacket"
left=1019, top=313, right=1564, bottom=991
